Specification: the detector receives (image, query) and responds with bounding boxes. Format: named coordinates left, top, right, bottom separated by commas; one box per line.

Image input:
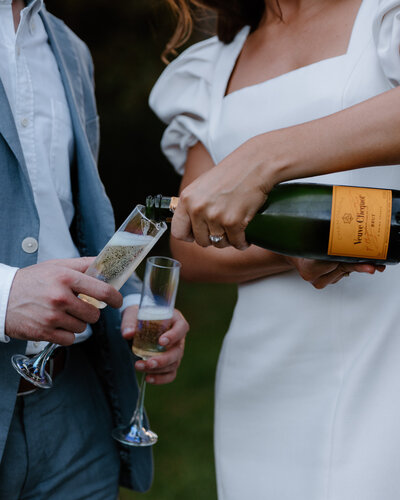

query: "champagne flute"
left=112, top=256, right=181, bottom=447
left=11, top=205, right=167, bottom=389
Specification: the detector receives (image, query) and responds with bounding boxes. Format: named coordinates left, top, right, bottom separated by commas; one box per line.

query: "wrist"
left=282, top=255, right=299, bottom=269
left=252, top=128, right=301, bottom=190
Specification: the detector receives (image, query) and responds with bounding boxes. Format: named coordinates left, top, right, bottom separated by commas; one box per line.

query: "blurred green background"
left=45, top=2, right=236, bottom=498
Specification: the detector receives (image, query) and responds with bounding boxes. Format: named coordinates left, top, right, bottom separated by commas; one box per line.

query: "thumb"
left=121, top=305, right=139, bottom=339
left=171, top=206, right=194, bottom=243
left=53, top=256, right=96, bottom=273
left=350, top=263, right=382, bottom=274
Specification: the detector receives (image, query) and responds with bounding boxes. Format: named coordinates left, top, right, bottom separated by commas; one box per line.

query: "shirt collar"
left=24, top=0, right=43, bottom=18
left=22, top=0, right=43, bottom=33
left=0, top=0, right=42, bottom=13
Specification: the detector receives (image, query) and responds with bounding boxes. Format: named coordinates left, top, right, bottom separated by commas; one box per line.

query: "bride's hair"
left=162, top=0, right=271, bottom=62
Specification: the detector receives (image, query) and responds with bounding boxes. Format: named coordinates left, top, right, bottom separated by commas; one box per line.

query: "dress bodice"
left=207, top=0, right=399, bottom=190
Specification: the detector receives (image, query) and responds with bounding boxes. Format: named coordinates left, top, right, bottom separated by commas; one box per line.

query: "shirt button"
left=33, top=342, right=40, bottom=348
left=21, top=118, right=29, bottom=128
left=22, top=237, right=38, bottom=254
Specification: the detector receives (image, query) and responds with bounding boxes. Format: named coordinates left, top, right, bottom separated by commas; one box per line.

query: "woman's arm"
left=171, top=141, right=290, bottom=283
left=171, top=141, right=381, bottom=287
left=172, top=86, right=400, bottom=249
left=171, top=238, right=293, bottom=284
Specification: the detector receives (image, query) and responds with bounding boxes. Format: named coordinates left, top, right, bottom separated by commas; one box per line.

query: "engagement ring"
left=209, top=234, right=224, bottom=244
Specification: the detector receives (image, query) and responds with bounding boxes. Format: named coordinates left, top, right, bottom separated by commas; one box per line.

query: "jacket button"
left=22, top=237, right=38, bottom=254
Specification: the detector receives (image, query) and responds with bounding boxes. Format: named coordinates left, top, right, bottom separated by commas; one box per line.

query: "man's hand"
left=5, top=257, right=123, bottom=345
left=286, top=257, right=385, bottom=289
left=121, top=305, right=189, bottom=385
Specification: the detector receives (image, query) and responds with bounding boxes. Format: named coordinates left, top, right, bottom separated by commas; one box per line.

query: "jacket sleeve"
left=0, top=264, right=18, bottom=344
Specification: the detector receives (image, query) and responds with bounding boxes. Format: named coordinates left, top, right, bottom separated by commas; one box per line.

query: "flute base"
left=112, top=424, right=158, bottom=447
left=11, top=354, right=53, bottom=389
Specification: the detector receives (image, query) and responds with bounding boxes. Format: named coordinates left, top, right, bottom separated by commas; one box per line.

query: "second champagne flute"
left=112, top=256, right=181, bottom=447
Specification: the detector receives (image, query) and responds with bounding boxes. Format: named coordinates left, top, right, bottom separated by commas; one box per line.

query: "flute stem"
left=130, top=372, right=147, bottom=428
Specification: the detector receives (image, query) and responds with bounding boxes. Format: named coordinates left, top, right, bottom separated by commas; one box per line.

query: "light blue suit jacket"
left=0, top=6, right=152, bottom=492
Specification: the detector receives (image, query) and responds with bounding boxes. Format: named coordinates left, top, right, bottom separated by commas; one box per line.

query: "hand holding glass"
left=11, top=205, right=167, bottom=389
left=112, top=256, right=181, bottom=447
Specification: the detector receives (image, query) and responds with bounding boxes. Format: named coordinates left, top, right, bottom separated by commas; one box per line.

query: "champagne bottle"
left=145, top=183, right=400, bottom=264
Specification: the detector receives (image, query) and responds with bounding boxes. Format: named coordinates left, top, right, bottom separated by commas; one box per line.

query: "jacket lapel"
left=0, top=79, right=30, bottom=184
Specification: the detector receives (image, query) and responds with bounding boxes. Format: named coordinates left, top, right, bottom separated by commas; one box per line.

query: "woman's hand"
left=172, top=135, right=272, bottom=251
left=121, top=305, right=189, bottom=385
left=286, top=257, right=385, bottom=289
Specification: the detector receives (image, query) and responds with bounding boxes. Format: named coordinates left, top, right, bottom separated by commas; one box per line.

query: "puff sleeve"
left=374, top=0, right=400, bottom=86
left=149, top=36, right=223, bottom=174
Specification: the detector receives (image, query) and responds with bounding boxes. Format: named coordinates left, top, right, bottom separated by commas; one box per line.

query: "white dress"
left=150, top=1, right=400, bottom=498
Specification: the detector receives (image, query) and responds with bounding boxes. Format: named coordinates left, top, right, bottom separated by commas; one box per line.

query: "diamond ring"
left=209, top=234, right=224, bottom=244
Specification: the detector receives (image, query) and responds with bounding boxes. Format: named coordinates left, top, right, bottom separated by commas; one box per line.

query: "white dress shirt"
left=0, top=0, right=85, bottom=353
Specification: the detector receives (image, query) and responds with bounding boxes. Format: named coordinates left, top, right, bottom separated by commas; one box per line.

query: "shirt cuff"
left=120, top=293, right=141, bottom=313
left=0, top=264, right=19, bottom=343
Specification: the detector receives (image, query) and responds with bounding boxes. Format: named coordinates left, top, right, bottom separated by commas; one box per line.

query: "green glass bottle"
left=145, top=183, right=400, bottom=264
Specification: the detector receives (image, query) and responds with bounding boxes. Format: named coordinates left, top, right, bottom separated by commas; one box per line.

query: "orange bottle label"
left=328, top=186, right=392, bottom=260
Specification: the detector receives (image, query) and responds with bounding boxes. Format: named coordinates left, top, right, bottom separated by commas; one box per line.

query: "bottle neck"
left=145, top=195, right=179, bottom=222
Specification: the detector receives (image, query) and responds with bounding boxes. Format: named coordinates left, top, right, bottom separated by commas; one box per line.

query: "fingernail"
left=147, top=377, right=155, bottom=384
left=122, top=327, right=135, bottom=338
left=159, top=336, right=169, bottom=346
left=148, top=360, right=157, bottom=369
left=136, top=362, right=145, bottom=370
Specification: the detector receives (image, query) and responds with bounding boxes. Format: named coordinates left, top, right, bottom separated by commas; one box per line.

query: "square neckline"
left=223, top=0, right=366, bottom=100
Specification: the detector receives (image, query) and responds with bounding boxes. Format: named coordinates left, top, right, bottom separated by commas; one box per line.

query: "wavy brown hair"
left=163, top=0, right=268, bottom=62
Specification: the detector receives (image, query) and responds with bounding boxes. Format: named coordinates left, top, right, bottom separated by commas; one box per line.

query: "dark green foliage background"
left=47, top=0, right=182, bottom=224
left=45, top=2, right=236, bottom=498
